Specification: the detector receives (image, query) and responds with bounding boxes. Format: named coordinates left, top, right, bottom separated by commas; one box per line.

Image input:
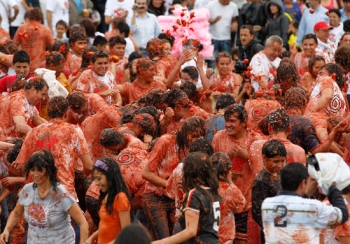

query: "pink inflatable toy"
left=158, top=7, right=214, bottom=58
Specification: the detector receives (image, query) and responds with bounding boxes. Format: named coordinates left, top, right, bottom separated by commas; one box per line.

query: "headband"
left=94, top=160, right=108, bottom=171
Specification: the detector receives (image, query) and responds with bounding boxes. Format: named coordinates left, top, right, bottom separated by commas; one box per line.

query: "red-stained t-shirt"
left=0, top=73, right=35, bottom=93
left=121, top=79, right=166, bottom=104
left=155, top=55, right=180, bottom=81
left=112, top=56, right=128, bottom=84
left=294, top=51, right=331, bottom=77
left=144, top=134, right=186, bottom=198
left=212, top=129, right=262, bottom=204
left=0, top=90, right=39, bottom=140
left=209, top=73, right=240, bottom=93
left=244, top=97, right=281, bottom=134
left=166, top=105, right=212, bottom=134
left=249, top=137, right=306, bottom=176
left=15, top=118, right=90, bottom=200
left=13, top=21, right=54, bottom=72
left=218, top=181, right=248, bottom=243
left=76, top=69, right=117, bottom=105
left=0, top=28, right=10, bottom=43
left=64, top=50, right=82, bottom=76
left=66, top=93, right=109, bottom=125
left=81, top=104, right=122, bottom=162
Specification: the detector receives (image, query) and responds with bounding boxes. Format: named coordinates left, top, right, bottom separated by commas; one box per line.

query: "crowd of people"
left=1, top=0, right=350, bottom=243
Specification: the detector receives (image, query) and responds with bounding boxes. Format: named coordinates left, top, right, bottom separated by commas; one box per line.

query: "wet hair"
left=135, top=106, right=161, bottom=136
left=52, top=40, right=69, bottom=60
left=69, top=31, right=87, bottom=45
left=0, top=46, right=10, bottom=55
left=183, top=39, right=204, bottom=52
left=284, top=87, right=308, bottom=109
left=276, top=58, right=299, bottom=88
left=91, top=50, right=109, bottom=63
left=132, top=113, right=157, bottom=137
left=240, top=25, right=255, bottom=35
left=24, top=76, right=48, bottom=91
left=69, top=24, right=86, bottom=36
left=79, top=18, right=96, bottom=38
left=146, top=38, right=164, bottom=59
left=215, top=52, right=231, bottom=63
left=28, top=7, right=43, bottom=21
left=114, top=21, right=130, bottom=38
left=109, top=36, right=127, bottom=48
left=302, top=33, right=318, bottom=45
left=46, top=51, right=65, bottom=66
left=231, top=46, right=239, bottom=58
left=24, top=150, right=59, bottom=190
left=4, top=40, right=18, bottom=54
left=280, top=162, right=308, bottom=191
left=67, top=91, right=86, bottom=111
left=137, top=88, right=165, bottom=109
left=6, top=138, right=23, bottom=163
left=128, top=51, right=143, bottom=63
left=99, top=129, right=124, bottom=147
left=93, top=157, right=132, bottom=216
left=211, top=152, right=231, bottom=182
left=335, top=46, right=350, bottom=72
left=189, top=137, right=214, bottom=156
left=262, top=140, right=287, bottom=158
left=176, top=117, right=207, bottom=158
left=136, top=57, right=154, bottom=75
left=93, top=35, right=108, bottom=47
left=158, top=33, right=175, bottom=47
left=224, top=104, right=248, bottom=123
left=321, top=63, right=344, bottom=88
left=81, top=46, right=99, bottom=70
left=308, top=55, right=326, bottom=75
left=329, top=8, right=341, bottom=18
left=266, top=35, right=283, bottom=47
left=216, top=94, right=236, bottom=110
left=120, top=103, right=140, bottom=124
left=180, top=82, right=197, bottom=100
left=115, top=224, right=151, bottom=244
left=280, top=51, right=291, bottom=59
left=182, top=152, right=220, bottom=200
left=13, top=50, right=30, bottom=65
left=161, top=88, right=190, bottom=108
left=24, top=11, right=30, bottom=20
left=47, top=96, right=69, bottom=119
left=56, top=20, right=68, bottom=28
left=268, top=108, right=290, bottom=132
left=182, top=66, right=198, bottom=80
left=11, top=77, right=26, bottom=92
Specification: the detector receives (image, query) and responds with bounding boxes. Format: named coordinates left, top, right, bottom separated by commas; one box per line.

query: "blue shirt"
left=296, top=5, right=329, bottom=46
left=206, top=115, right=226, bottom=142
left=340, top=8, right=350, bottom=23
left=75, top=0, right=82, bottom=14
left=128, top=12, right=161, bottom=49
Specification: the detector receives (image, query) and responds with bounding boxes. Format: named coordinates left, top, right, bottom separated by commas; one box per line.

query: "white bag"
left=34, top=68, right=69, bottom=98
left=308, top=153, right=350, bottom=195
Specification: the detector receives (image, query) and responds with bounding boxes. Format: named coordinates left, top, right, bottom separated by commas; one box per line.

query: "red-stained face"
left=110, top=44, right=126, bottom=58
left=14, top=62, right=30, bottom=78
left=30, top=167, right=49, bottom=186
left=312, top=60, right=325, bottom=78
left=92, top=57, right=109, bottom=76
left=263, top=155, right=286, bottom=175
left=215, top=57, right=231, bottom=76
left=71, top=40, right=87, bottom=55
left=302, top=38, right=317, bottom=57
left=26, top=86, right=48, bottom=106
left=225, top=114, right=246, bottom=137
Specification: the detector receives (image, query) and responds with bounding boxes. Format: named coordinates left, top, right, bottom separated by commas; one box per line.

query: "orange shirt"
left=166, top=105, right=212, bottom=134
left=15, top=118, right=90, bottom=200
left=66, top=93, right=109, bottom=125
left=64, top=50, right=82, bottom=76
left=113, top=56, right=128, bottom=84
left=155, top=55, right=179, bottom=80
left=0, top=90, right=39, bottom=140
left=81, top=104, right=122, bottom=162
left=293, top=51, right=331, bottom=77
left=218, top=181, right=248, bottom=243
left=209, top=73, right=240, bottom=93
left=121, top=79, right=166, bottom=104
left=0, top=28, right=10, bottom=43
left=98, top=192, right=131, bottom=244
left=13, top=21, right=54, bottom=72
left=212, top=129, right=262, bottom=204
left=244, top=98, right=281, bottom=134
left=76, top=69, right=117, bottom=105
left=249, top=137, right=306, bottom=176
left=144, top=134, right=185, bottom=197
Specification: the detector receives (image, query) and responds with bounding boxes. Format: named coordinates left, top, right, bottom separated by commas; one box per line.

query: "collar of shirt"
left=277, top=190, right=301, bottom=197
left=136, top=12, right=150, bottom=19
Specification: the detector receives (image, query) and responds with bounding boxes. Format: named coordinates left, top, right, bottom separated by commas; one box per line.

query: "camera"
left=133, top=5, right=139, bottom=10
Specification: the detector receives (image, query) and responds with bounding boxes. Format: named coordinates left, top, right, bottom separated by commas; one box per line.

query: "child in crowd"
left=93, top=36, right=108, bottom=52
left=65, top=31, right=88, bottom=77
left=55, top=20, right=69, bottom=43
left=109, top=36, right=128, bottom=84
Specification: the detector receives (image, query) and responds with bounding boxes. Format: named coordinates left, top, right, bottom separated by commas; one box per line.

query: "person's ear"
left=262, top=155, right=267, bottom=165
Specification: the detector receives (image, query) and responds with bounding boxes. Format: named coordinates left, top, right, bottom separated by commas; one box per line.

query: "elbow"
left=142, top=169, right=149, bottom=181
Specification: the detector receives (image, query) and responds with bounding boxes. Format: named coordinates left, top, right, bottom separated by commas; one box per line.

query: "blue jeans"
left=207, top=39, right=232, bottom=69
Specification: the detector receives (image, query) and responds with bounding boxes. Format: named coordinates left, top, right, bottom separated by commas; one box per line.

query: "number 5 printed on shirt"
left=213, top=201, right=220, bottom=231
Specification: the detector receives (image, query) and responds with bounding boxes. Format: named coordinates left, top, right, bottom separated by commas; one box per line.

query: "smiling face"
left=302, top=38, right=317, bottom=57
left=329, top=12, right=340, bottom=27
left=30, top=167, right=49, bottom=186
left=93, top=170, right=109, bottom=193
left=263, top=155, right=286, bottom=175
left=215, top=57, right=231, bottom=76
left=265, top=42, right=282, bottom=61
left=225, top=113, right=246, bottom=137
left=312, top=60, right=326, bottom=78
left=92, top=57, right=109, bottom=76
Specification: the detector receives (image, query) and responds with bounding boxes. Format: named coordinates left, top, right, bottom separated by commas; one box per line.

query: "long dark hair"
left=182, top=152, right=220, bottom=200
left=93, top=157, right=133, bottom=217
left=176, top=117, right=207, bottom=159
left=24, top=150, right=59, bottom=191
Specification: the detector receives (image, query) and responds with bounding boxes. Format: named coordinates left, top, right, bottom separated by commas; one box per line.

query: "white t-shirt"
left=194, top=0, right=214, bottom=9
left=207, top=1, right=238, bottom=40
left=10, top=0, right=25, bottom=27
left=104, top=0, right=133, bottom=30
left=125, top=37, right=135, bottom=58
left=0, top=0, right=17, bottom=31
left=329, top=23, right=344, bottom=47
left=46, top=0, right=69, bottom=32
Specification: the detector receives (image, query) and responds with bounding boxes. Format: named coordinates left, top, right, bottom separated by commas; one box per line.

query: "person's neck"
left=264, top=166, right=278, bottom=177
left=312, top=4, right=320, bottom=10
left=271, top=131, right=288, bottom=139
left=273, top=13, right=278, bottom=19
left=37, top=180, right=52, bottom=198
left=230, top=129, right=247, bottom=141
left=216, top=109, right=225, bottom=115
left=71, top=49, right=82, bottom=58
left=135, top=77, right=152, bottom=87
left=56, top=34, right=64, bottom=39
